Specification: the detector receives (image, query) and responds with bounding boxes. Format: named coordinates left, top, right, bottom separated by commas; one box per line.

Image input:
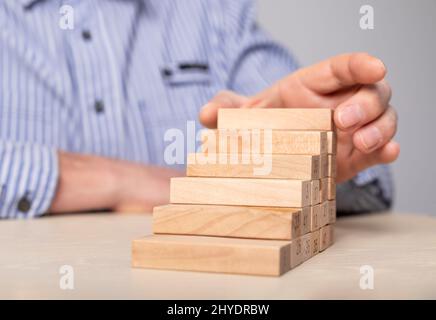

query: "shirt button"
left=161, top=68, right=173, bottom=77
left=82, top=30, right=92, bottom=41
left=94, top=100, right=105, bottom=114
left=17, top=196, right=32, bottom=213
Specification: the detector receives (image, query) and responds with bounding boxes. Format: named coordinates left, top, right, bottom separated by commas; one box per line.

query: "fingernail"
left=360, top=126, right=383, bottom=151
left=338, top=104, right=364, bottom=129
left=200, top=103, right=212, bottom=111
left=374, top=58, right=386, bottom=73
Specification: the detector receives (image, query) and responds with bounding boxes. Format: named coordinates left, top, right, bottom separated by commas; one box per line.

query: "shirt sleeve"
left=219, top=0, right=394, bottom=212
left=335, top=165, right=393, bottom=214
left=0, top=141, right=59, bottom=219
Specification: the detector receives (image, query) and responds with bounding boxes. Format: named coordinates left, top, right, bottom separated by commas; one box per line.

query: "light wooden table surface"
left=1, top=212, right=435, bottom=299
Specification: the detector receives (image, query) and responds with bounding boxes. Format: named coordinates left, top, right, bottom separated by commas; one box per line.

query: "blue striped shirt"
left=0, top=0, right=392, bottom=218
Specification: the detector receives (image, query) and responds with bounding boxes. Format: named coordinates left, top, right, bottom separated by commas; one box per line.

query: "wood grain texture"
left=132, top=235, right=292, bottom=276
left=310, top=203, right=323, bottom=231
left=170, top=177, right=312, bottom=208
left=301, top=232, right=312, bottom=262
left=301, top=206, right=311, bottom=236
left=327, top=177, right=336, bottom=200
left=311, top=180, right=320, bottom=205
left=311, top=230, right=320, bottom=257
left=319, top=201, right=330, bottom=229
left=319, top=224, right=334, bottom=252
left=218, top=108, right=334, bottom=131
left=187, top=153, right=321, bottom=180
left=153, top=204, right=302, bottom=240
left=328, top=155, right=336, bottom=177
left=291, top=236, right=303, bottom=268
left=320, top=178, right=329, bottom=202
left=328, top=200, right=337, bottom=224
left=320, top=154, right=329, bottom=178
left=327, top=131, right=337, bottom=154
left=201, top=130, right=328, bottom=155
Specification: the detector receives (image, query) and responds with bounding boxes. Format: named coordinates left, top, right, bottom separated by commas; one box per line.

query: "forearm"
left=49, top=152, right=120, bottom=213
left=49, top=152, right=182, bottom=214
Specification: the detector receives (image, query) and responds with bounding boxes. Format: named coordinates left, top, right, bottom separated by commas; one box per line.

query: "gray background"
left=257, top=0, right=436, bottom=215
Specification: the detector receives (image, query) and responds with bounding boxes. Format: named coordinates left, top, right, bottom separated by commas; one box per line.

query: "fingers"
left=337, top=140, right=400, bottom=183
left=199, top=90, right=249, bottom=128
left=115, top=204, right=153, bottom=213
left=348, top=141, right=400, bottom=175
left=353, top=106, right=398, bottom=154
left=377, top=140, right=401, bottom=164
left=295, top=52, right=386, bottom=95
left=335, top=80, right=392, bottom=131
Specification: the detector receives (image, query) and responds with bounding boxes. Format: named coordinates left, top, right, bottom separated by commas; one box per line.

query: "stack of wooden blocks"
left=132, top=108, right=337, bottom=276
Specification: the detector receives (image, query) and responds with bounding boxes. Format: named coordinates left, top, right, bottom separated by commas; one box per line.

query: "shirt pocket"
left=160, top=61, right=212, bottom=86
left=142, top=59, right=217, bottom=129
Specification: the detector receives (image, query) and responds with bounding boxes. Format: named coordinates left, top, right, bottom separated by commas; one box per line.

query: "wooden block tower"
left=132, top=108, right=337, bottom=276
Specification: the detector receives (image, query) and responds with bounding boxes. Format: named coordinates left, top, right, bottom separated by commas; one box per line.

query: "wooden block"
left=170, top=177, right=311, bottom=208
left=301, top=206, right=311, bottom=235
left=301, top=232, right=312, bottom=262
left=330, top=224, right=335, bottom=245
left=218, top=108, right=334, bottom=131
left=311, top=230, right=320, bottom=257
left=320, top=178, right=329, bottom=202
left=319, top=201, right=330, bottom=228
left=291, top=236, right=303, bottom=268
left=201, top=130, right=328, bottom=155
left=327, top=154, right=336, bottom=177
left=310, top=180, right=320, bottom=205
left=328, top=200, right=337, bottom=224
left=319, top=224, right=334, bottom=252
left=327, top=131, right=337, bottom=154
left=187, top=153, right=321, bottom=180
left=153, top=204, right=302, bottom=240
left=327, top=177, right=336, bottom=200
left=132, top=235, right=292, bottom=276
left=310, top=203, right=323, bottom=231
left=320, top=154, right=329, bottom=178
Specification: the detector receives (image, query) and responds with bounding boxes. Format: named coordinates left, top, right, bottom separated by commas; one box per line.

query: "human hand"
left=199, top=53, right=399, bottom=182
left=50, top=152, right=183, bottom=214
left=114, top=162, right=183, bottom=213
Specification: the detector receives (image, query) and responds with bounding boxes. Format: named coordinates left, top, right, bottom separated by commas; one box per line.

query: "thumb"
left=199, top=90, right=249, bottom=128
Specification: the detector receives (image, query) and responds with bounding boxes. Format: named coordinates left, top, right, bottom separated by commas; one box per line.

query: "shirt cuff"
left=352, top=164, right=393, bottom=203
left=0, top=142, right=59, bottom=219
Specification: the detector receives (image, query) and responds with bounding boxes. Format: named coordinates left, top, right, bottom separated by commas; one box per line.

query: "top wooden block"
left=218, top=108, right=334, bottom=131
